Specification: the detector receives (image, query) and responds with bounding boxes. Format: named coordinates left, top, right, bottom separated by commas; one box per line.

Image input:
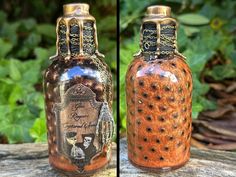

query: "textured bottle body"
left=44, top=55, right=113, bottom=175
left=126, top=54, right=192, bottom=170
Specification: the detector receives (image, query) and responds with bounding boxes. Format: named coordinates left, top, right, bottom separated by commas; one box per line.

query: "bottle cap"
left=63, top=3, right=90, bottom=16
left=147, top=5, right=171, bottom=17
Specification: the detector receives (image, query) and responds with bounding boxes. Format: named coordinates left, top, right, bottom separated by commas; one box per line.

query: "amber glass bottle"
left=43, top=3, right=114, bottom=176
left=125, top=6, right=192, bottom=171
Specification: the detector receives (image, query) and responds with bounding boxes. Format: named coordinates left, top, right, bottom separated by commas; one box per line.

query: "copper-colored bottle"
left=43, top=3, right=114, bottom=176
left=125, top=5, right=192, bottom=171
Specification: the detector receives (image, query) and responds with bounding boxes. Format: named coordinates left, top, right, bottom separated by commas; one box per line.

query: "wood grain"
left=0, top=143, right=116, bottom=177
left=120, top=138, right=236, bottom=177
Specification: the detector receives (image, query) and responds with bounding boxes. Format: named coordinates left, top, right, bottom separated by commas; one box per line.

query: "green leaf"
left=230, top=51, right=236, bottom=65
left=24, top=33, right=42, bottom=48
left=0, top=105, right=10, bottom=118
left=0, top=38, right=13, bottom=58
left=30, top=111, right=47, bottom=143
left=205, top=65, right=236, bottom=80
left=199, top=3, right=219, bottom=19
left=178, top=13, right=210, bottom=26
left=191, top=0, right=204, bottom=5
left=0, top=11, right=7, bottom=25
left=183, top=26, right=200, bottom=36
left=19, top=18, right=36, bottom=31
left=0, top=83, right=12, bottom=104
left=192, top=74, right=210, bottom=96
left=24, top=92, right=44, bottom=116
left=177, top=25, right=188, bottom=50
left=34, top=47, right=50, bottom=61
left=17, top=32, right=42, bottom=58
left=192, top=103, right=204, bottom=119
left=185, top=50, right=214, bottom=75
left=9, top=59, right=21, bottom=81
left=98, top=16, right=116, bottom=31
left=34, top=47, right=52, bottom=69
left=199, top=97, right=216, bottom=110
left=224, top=18, right=236, bottom=33
left=8, top=84, right=24, bottom=105
left=36, top=24, right=56, bottom=39
left=0, top=59, right=9, bottom=77
left=166, top=0, right=185, bottom=3
left=0, top=105, right=34, bottom=143
left=21, top=60, right=41, bottom=85
left=16, top=47, right=30, bottom=58
left=121, top=111, right=127, bottom=129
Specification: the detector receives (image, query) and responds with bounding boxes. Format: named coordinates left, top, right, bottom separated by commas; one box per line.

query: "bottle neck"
left=140, top=19, right=177, bottom=59
left=57, top=18, right=97, bottom=58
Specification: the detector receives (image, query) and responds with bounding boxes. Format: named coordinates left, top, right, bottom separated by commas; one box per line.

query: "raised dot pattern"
left=126, top=55, right=192, bottom=169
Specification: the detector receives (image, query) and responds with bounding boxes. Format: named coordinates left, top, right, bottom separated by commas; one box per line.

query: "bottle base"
left=50, top=160, right=109, bottom=177
left=128, top=157, right=189, bottom=173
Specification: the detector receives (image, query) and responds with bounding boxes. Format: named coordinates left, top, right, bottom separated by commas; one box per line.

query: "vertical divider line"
left=157, top=22, right=161, bottom=56
left=79, top=20, right=84, bottom=55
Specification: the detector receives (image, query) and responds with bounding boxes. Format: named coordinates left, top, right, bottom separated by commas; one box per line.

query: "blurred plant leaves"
left=0, top=10, right=7, bottom=25
left=19, top=19, right=36, bottom=31
left=120, top=0, right=158, bottom=31
left=98, top=16, right=116, bottom=31
left=36, top=24, right=56, bottom=39
left=120, top=33, right=139, bottom=130
left=178, top=13, right=210, bottom=26
left=205, top=65, right=236, bottom=81
left=184, top=50, right=214, bottom=75
left=9, top=60, right=22, bottom=81
left=183, top=26, right=200, bottom=36
left=0, top=57, right=44, bottom=143
left=192, top=103, right=204, bottom=119
left=30, top=111, right=47, bottom=143
left=0, top=105, right=34, bottom=143
left=0, top=38, right=13, bottom=58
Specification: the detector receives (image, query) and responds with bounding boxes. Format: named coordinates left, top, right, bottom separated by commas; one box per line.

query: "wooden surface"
left=0, top=143, right=116, bottom=177
left=120, top=138, right=236, bottom=177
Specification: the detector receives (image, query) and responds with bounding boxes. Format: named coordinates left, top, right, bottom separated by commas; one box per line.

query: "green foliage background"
left=0, top=0, right=116, bottom=143
left=120, top=0, right=236, bottom=133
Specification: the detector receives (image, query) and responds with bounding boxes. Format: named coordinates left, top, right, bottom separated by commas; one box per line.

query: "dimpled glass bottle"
left=43, top=3, right=114, bottom=176
left=125, top=6, right=192, bottom=171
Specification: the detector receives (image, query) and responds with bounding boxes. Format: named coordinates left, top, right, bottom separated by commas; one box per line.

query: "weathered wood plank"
left=0, top=143, right=116, bottom=177
left=120, top=138, right=236, bottom=177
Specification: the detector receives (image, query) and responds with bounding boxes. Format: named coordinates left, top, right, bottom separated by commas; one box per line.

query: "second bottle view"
left=125, top=5, right=193, bottom=171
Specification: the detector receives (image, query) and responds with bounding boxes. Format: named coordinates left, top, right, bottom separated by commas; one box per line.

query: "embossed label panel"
left=54, top=84, right=104, bottom=171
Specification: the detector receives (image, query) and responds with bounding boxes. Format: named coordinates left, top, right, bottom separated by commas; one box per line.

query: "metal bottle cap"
left=63, top=3, right=90, bottom=16
left=147, top=5, right=171, bottom=17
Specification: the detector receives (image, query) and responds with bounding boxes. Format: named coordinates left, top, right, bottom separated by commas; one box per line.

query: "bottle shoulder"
left=126, top=54, right=192, bottom=84
left=44, top=55, right=111, bottom=84
left=129, top=54, right=190, bottom=71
